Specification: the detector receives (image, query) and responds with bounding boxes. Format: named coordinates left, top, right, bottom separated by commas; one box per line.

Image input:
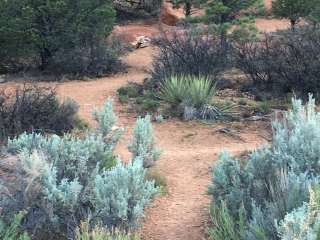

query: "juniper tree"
left=0, top=0, right=116, bottom=75
left=204, top=0, right=258, bottom=49
left=272, top=0, right=314, bottom=30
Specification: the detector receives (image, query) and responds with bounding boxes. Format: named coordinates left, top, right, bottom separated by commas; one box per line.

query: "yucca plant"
left=187, top=76, right=217, bottom=109
left=159, top=75, right=216, bottom=108
left=158, top=75, right=188, bottom=107
left=159, top=75, right=231, bottom=120
left=160, top=75, right=216, bottom=108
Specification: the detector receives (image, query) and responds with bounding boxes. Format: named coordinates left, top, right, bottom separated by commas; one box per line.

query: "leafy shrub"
left=234, top=26, right=320, bottom=98
left=208, top=96, right=320, bottom=239
left=129, top=115, right=161, bottom=168
left=151, top=30, right=228, bottom=84
left=1, top=99, right=158, bottom=239
left=0, top=86, right=79, bottom=141
left=117, top=84, right=159, bottom=114
left=117, top=84, right=141, bottom=99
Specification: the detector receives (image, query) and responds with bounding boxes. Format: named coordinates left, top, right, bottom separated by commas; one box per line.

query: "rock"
left=160, top=2, right=181, bottom=26
left=0, top=75, right=6, bottom=83
left=131, top=36, right=151, bottom=49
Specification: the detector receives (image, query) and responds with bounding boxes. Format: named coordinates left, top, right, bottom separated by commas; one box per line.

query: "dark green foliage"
left=0, top=0, right=119, bottom=77
left=203, top=0, right=258, bottom=49
left=272, top=0, right=314, bottom=29
left=117, top=83, right=160, bottom=115
left=235, top=26, right=320, bottom=98
left=205, top=0, right=258, bottom=24
left=0, top=85, right=79, bottom=140
left=135, top=97, right=160, bottom=115
left=117, top=84, right=141, bottom=99
left=115, top=0, right=162, bottom=19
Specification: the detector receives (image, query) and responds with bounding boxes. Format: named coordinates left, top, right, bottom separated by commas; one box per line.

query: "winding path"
left=1, top=8, right=287, bottom=238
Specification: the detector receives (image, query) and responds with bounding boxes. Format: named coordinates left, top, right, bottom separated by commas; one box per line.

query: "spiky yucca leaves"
left=129, top=115, right=161, bottom=168
left=159, top=75, right=233, bottom=120
left=159, top=75, right=216, bottom=109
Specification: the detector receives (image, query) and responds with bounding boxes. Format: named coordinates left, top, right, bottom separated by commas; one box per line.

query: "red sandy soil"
left=0, top=2, right=288, bottom=239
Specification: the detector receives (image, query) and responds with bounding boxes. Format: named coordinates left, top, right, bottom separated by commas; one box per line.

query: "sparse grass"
left=146, top=168, right=167, bottom=194
left=238, top=98, right=247, bottom=106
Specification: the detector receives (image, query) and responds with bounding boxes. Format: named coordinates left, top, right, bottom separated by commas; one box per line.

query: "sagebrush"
left=209, top=95, right=320, bottom=239
left=0, top=99, right=158, bottom=239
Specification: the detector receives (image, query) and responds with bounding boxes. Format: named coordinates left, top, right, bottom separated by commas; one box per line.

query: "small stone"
left=0, top=75, right=6, bottom=83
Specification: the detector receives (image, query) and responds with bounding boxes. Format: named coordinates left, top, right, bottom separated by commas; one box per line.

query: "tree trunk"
left=39, top=47, right=52, bottom=71
left=290, top=19, right=296, bottom=31
left=184, top=0, right=191, bottom=17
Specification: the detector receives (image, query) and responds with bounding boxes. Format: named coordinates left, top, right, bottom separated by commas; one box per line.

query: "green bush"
left=0, top=85, right=79, bottom=141
left=117, top=85, right=141, bottom=99
left=208, top=202, right=246, bottom=240
left=0, top=0, right=120, bottom=77
left=208, top=95, right=320, bottom=239
left=1, top=99, right=158, bottom=239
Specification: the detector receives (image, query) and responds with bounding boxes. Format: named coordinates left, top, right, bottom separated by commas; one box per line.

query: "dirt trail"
left=54, top=43, right=268, bottom=240
left=0, top=5, right=286, bottom=238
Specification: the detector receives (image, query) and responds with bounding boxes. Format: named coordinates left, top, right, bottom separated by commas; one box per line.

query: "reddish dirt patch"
left=256, top=18, right=290, bottom=32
